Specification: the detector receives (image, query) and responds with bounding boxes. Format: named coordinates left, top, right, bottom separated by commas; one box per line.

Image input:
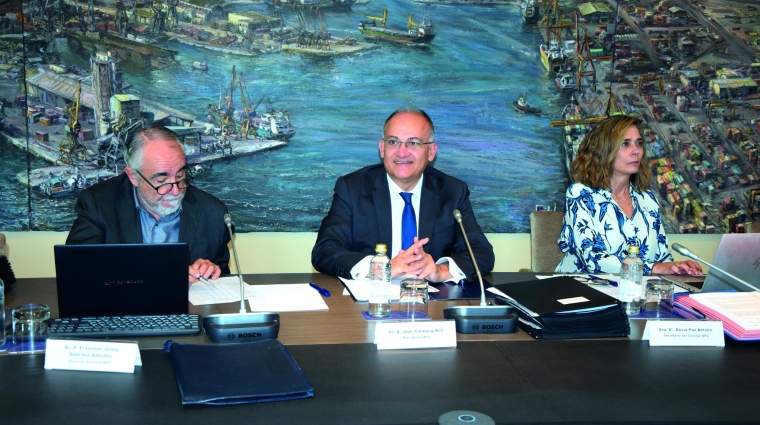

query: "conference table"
left=2, top=273, right=759, bottom=424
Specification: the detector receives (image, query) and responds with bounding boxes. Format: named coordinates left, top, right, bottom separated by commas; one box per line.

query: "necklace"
left=612, top=192, right=629, bottom=203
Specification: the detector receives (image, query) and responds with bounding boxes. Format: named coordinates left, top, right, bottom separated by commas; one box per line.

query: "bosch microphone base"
left=443, top=306, right=517, bottom=334
left=203, top=312, right=280, bottom=343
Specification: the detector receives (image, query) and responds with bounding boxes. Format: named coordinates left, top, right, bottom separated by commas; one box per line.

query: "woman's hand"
left=652, top=260, right=703, bottom=276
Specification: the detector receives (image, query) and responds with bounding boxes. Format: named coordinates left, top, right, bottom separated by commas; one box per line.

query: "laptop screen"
left=54, top=243, right=190, bottom=318
left=702, top=234, right=760, bottom=293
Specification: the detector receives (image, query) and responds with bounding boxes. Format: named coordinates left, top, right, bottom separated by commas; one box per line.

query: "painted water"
left=1, top=0, right=570, bottom=233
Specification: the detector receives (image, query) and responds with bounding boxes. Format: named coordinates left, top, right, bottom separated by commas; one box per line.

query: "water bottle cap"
left=628, top=245, right=640, bottom=254
left=375, top=243, right=387, bottom=253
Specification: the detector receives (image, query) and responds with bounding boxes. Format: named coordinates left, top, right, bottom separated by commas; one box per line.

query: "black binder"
left=493, top=276, right=630, bottom=339
left=168, top=339, right=314, bottom=405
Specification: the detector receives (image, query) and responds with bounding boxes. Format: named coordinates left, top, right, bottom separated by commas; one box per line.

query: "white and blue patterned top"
left=555, top=182, right=673, bottom=275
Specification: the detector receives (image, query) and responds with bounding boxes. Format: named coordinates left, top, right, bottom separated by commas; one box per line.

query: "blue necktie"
left=400, top=192, right=416, bottom=250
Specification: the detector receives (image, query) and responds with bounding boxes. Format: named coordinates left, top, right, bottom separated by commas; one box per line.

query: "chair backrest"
left=529, top=211, right=565, bottom=273
left=747, top=222, right=760, bottom=234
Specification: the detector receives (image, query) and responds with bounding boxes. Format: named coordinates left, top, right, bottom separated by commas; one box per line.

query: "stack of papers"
left=675, top=292, right=760, bottom=341
left=189, top=277, right=328, bottom=312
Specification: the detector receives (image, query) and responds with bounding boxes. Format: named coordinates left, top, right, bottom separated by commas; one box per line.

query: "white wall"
left=3, top=231, right=722, bottom=278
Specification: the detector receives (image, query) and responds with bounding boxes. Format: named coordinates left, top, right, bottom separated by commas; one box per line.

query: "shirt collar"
left=386, top=174, right=424, bottom=198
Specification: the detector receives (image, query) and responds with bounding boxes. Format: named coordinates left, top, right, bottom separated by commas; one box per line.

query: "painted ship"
left=512, top=95, right=541, bottom=114
left=521, top=0, right=541, bottom=24
left=358, top=10, right=435, bottom=46
left=540, top=39, right=565, bottom=73
left=555, top=73, right=576, bottom=93
left=269, top=0, right=356, bottom=10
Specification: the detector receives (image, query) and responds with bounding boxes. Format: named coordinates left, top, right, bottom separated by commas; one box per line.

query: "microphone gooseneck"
left=453, top=209, right=486, bottom=307
left=224, top=213, right=247, bottom=313
left=671, top=243, right=760, bottom=292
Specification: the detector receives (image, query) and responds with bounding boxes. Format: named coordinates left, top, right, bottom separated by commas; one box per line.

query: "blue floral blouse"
left=555, top=182, right=673, bottom=275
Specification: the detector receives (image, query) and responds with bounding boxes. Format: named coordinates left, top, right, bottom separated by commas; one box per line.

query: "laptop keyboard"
left=49, top=314, right=202, bottom=338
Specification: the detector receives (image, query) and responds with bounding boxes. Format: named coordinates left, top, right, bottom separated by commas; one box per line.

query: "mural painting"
left=0, top=0, right=758, bottom=234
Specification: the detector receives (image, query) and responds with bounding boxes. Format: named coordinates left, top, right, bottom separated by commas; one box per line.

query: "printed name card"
left=375, top=321, right=457, bottom=350
left=44, top=339, right=143, bottom=373
left=648, top=321, right=725, bottom=347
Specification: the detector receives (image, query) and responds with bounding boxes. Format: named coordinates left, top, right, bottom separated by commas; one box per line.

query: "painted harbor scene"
left=1, top=0, right=759, bottom=234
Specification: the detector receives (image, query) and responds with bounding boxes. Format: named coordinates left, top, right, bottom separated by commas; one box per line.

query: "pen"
left=197, top=276, right=216, bottom=288
left=588, top=275, right=618, bottom=287
left=309, top=282, right=331, bottom=297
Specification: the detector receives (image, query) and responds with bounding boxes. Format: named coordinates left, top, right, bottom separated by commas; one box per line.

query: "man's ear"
left=124, top=167, right=139, bottom=187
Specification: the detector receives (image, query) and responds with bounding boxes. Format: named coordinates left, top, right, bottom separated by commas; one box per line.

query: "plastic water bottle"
left=0, top=278, right=5, bottom=347
left=368, top=244, right=391, bottom=318
left=619, top=245, right=643, bottom=316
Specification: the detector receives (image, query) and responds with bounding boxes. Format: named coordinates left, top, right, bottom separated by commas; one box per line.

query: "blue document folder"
left=169, top=339, right=314, bottom=405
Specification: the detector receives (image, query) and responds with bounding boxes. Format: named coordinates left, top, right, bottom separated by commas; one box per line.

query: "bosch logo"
left=238, top=332, right=262, bottom=339
left=481, top=325, right=503, bottom=330
left=472, top=324, right=479, bottom=331
left=227, top=333, right=236, bottom=340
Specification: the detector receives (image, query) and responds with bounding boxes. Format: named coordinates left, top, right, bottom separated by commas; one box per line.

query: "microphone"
left=672, top=243, right=760, bottom=292
left=453, top=209, right=486, bottom=307
left=224, top=213, right=246, bottom=313
left=202, top=213, right=281, bottom=343
left=443, top=210, right=517, bottom=335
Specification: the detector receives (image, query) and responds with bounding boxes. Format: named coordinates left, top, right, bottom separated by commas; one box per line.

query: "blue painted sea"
left=1, top=0, right=570, bottom=232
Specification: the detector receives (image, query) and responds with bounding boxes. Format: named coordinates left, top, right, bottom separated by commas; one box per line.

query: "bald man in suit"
left=312, top=108, right=494, bottom=283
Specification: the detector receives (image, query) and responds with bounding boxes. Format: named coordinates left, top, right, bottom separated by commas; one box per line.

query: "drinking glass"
left=12, top=303, right=50, bottom=352
left=398, top=278, right=428, bottom=320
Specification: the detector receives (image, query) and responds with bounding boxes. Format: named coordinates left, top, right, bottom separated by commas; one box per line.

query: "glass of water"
left=12, top=303, right=50, bottom=353
left=398, top=278, right=429, bottom=320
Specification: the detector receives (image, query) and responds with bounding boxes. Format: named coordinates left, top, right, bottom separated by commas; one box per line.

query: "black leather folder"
left=168, top=339, right=314, bottom=405
left=493, top=276, right=630, bottom=339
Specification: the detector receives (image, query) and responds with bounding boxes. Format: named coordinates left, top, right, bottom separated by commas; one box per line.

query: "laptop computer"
left=663, top=234, right=760, bottom=293
left=54, top=243, right=190, bottom=318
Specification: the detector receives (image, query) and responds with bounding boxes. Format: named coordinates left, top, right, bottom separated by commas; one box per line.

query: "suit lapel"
left=371, top=170, right=393, bottom=254
left=178, top=188, right=197, bottom=244
left=418, top=170, right=439, bottom=252
left=117, top=177, right=144, bottom=244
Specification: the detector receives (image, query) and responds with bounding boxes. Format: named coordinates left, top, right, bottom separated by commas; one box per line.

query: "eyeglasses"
left=133, top=168, right=192, bottom=195
left=383, top=138, right=434, bottom=150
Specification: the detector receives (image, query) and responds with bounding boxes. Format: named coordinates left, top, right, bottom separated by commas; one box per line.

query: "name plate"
left=44, top=339, right=143, bottom=373
left=375, top=321, right=457, bottom=350
left=648, top=321, right=725, bottom=347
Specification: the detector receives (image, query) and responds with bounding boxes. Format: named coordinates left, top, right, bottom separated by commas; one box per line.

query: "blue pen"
left=309, top=282, right=331, bottom=297
left=588, top=275, right=618, bottom=287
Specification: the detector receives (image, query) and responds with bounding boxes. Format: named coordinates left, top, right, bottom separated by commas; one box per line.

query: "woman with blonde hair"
left=555, top=115, right=701, bottom=275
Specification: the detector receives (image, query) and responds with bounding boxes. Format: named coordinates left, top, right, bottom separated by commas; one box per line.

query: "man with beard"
left=66, top=126, right=230, bottom=284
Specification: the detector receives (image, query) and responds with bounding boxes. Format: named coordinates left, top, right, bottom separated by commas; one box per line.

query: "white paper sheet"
left=189, top=276, right=253, bottom=305
left=247, top=283, right=329, bottom=312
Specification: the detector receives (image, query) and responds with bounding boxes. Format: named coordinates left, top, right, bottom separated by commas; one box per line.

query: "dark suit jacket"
left=66, top=174, right=231, bottom=274
left=312, top=164, right=494, bottom=280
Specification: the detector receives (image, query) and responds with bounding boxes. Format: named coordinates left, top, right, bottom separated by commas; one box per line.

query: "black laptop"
left=54, top=243, right=190, bottom=318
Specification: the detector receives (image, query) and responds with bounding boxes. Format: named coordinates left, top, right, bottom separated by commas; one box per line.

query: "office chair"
left=747, top=222, right=760, bottom=233
left=527, top=211, right=565, bottom=273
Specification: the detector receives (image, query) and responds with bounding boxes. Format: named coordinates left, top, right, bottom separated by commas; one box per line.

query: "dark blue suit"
left=312, top=164, right=494, bottom=280
left=66, top=174, right=231, bottom=274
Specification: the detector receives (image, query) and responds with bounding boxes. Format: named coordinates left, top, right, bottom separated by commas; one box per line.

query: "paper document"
left=247, top=284, right=329, bottom=312
left=189, top=276, right=253, bottom=305
left=689, top=292, right=760, bottom=330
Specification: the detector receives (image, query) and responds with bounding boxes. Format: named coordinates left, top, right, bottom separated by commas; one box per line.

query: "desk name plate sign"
left=646, top=320, right=725, bottom=347
left=374, top=321, right=457, bottom=350
left=44, top=339, right=143, bottom=373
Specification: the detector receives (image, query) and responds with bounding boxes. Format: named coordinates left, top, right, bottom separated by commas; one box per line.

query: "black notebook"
left=168, top=339, right=314, bottom=405
left=492, top=276, right=630, bottom=339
